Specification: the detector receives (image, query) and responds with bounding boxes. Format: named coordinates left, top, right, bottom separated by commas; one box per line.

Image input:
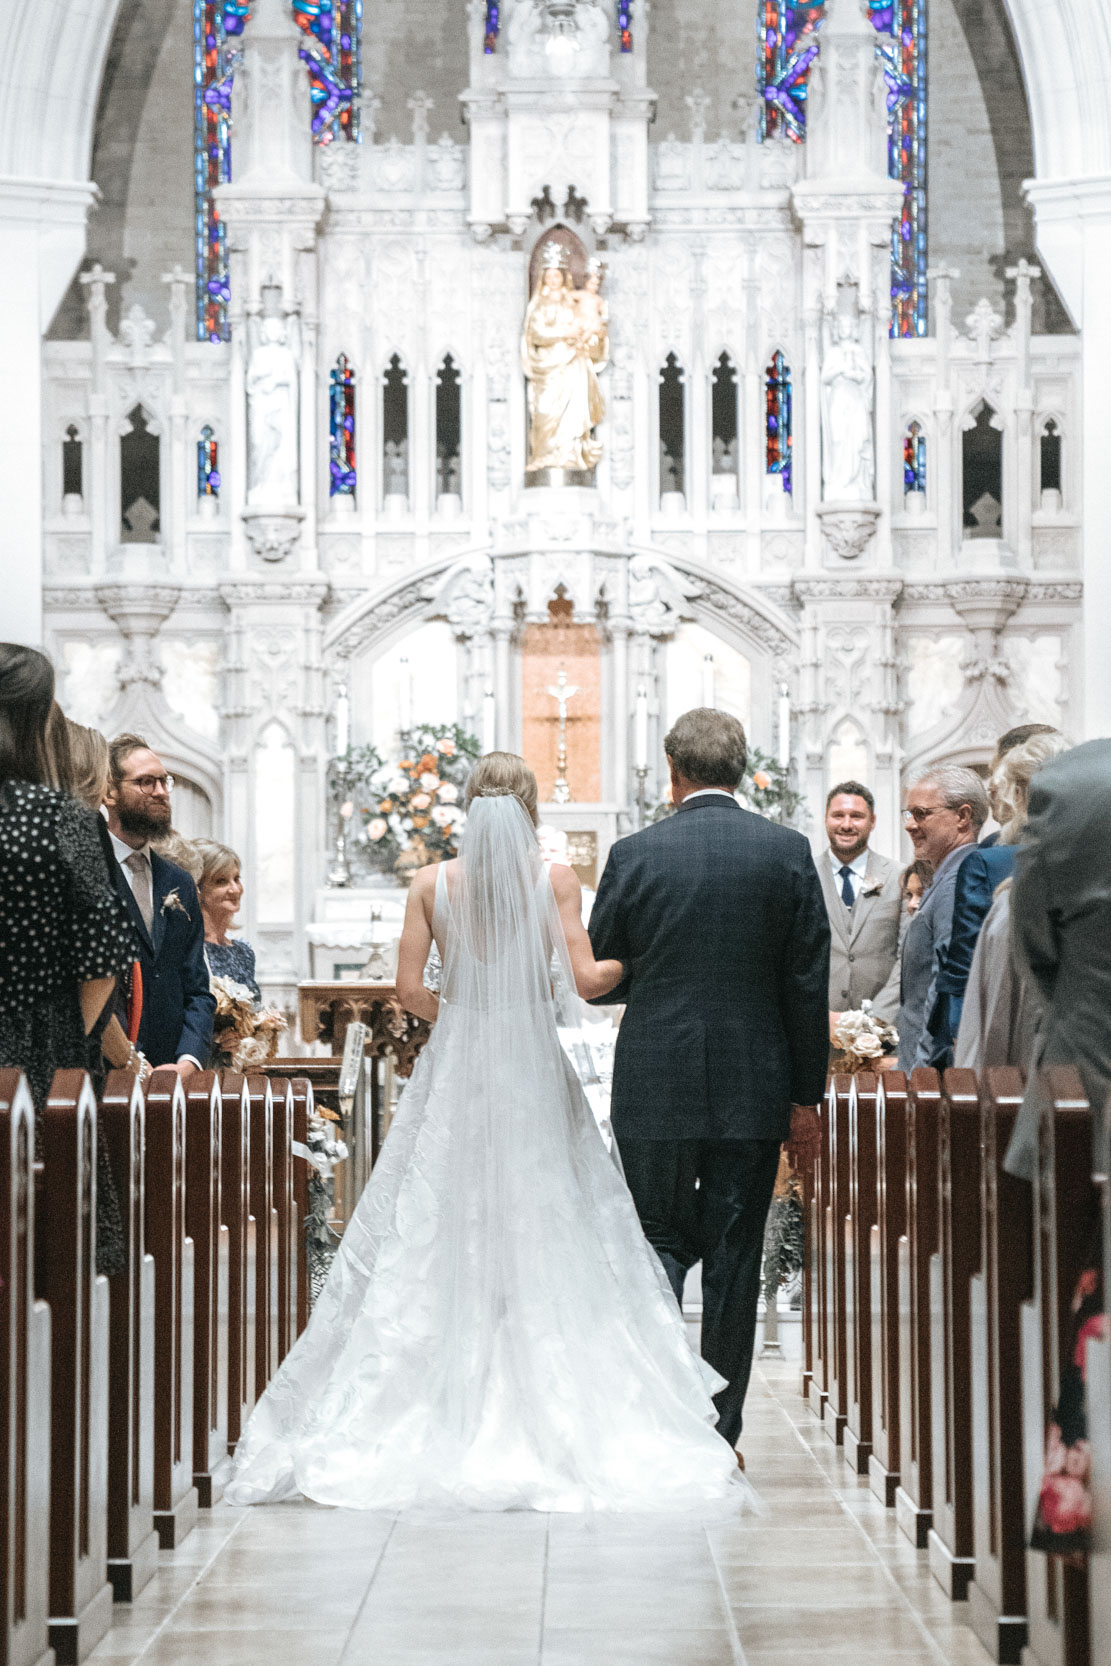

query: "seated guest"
left=819, top=781, right=902, bottom=1027
left=1004, top=736, right=1111, bottom=1181
left=926, top=728, right=1067, bottom=1066
left=981, top=721, right=1059, bottom=847
left=104, top=734, right=214, bottom=1076
left=0, top=644, right=135, bottom=1145
left=193, top=838, right=261, bottom=1003
left=896, top=764, right=989, bottom=1069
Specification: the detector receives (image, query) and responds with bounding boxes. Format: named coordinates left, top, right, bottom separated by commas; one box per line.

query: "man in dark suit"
left=104, top=734, right=214, bottom=1075
left=588, top=708, right=829, bottom=1454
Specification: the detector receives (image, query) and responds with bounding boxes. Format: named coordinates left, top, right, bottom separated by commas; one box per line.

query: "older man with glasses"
left=896, top=764, right=990, bottom=1070
left=104, top=732, right=214, bottom=1076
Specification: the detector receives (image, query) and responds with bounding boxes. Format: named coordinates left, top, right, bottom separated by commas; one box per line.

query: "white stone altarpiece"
left=40, top=0, right=1082, bottom=999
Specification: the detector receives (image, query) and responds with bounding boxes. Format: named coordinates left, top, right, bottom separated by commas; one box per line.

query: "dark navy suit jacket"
left=109, top=847, right=215, bottom=1067
left=587, top=794, right=830, bottom=1143
left=925, top=842, right=1018, bottom=1063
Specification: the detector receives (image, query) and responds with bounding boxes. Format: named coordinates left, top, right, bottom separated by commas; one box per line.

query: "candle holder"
left=327, top=757, right=353, bottom=888
left=635, top=765, right=649, bottom=829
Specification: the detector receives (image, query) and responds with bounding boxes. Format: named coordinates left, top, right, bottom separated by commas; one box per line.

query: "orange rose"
left=379, top=799, right=394, bottom=812
left=412, top=814, right=430, bottom=829
left=399, top=759, right=414, bottom=771
left=419, top=752, right=437, bottom=772
left=753, top=770, right=771, bottom=790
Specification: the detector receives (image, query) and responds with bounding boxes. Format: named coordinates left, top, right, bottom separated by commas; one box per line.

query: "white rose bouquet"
left=831, top=1000, right=899, bottom=1074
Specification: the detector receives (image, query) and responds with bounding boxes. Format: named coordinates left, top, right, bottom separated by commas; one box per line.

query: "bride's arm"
left=396, top=867, right=440, bottom=1022
left=549, top=864, right=624, bottom=1000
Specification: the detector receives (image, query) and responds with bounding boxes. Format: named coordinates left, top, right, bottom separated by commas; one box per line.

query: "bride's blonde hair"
left=465, top=752, right=539, bottom=824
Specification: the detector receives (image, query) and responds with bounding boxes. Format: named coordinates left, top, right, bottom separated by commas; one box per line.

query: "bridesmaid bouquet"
left=210, top=975, right=288, bottom=1071
left=830, top=1000, right=898, bottom=1073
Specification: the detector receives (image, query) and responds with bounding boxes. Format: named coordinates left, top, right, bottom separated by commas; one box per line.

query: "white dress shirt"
left=827, top=846, right=869, bottom=904
left=682, top=789, right=738, bottom=806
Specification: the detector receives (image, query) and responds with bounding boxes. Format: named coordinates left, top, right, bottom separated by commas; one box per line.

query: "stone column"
left=1007, top=259, right=1039, bottom=574
left=80, top=265, right=115, bottom=580
left=928, top=266, right=958, bottom=569
left=161, top=266, right=190, bottom=576
left=608, top=615, right=631, bottom=810
left=493, top=619, right=514, bottom=749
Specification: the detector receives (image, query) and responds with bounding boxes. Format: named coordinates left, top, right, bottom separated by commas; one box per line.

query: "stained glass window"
left=329, top=355, right=357, bottom=497
left=485, top=3, right=500, bottom=52
left=765, top=351, right=792, bottom=492
left=193, top=3, right=362, bottom=342
left=756, top=0, right=927, bottom=336
left=903, top=419, right=925, bottom=494
left=617, top=2, right=633, bottom=51
left=198, top=425, right=221, bottom=496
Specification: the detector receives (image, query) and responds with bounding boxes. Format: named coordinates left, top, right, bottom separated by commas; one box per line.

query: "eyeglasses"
left=902, top=806, right=941, bottom=826
left=124, top=773, right=175, bottom=795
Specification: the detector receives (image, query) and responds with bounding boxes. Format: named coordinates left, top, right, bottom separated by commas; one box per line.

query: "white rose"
left=420, top=771, right=441, bottom=791
left=367, top=817, right=388, bottom=842
left=387, top=775, right=408, bottom=795
left=437, top=782, right=459, bottom=803
left=431, top=805, right=454, bottom=827
left=853, top=1033, right=884, bottom=1058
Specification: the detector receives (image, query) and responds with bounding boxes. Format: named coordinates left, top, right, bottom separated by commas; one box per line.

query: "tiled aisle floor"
left=89, top=1329, right=996, bottom=1666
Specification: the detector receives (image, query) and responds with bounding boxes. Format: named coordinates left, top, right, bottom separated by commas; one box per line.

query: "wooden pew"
left=895, top=1067, right=941, bottom=1549
left=805, top=1076, right=835, bottom=1420
left=1089, top=1082, right=1111, bottom=1662
left=38, top=1071, right=112, bottom=1664
left=184, top=1073, right=229, bottom=1507
left=0, top=1072, right=52, bottom=1666
left=99, top=1072, right=157, bottom=1601
left=824, top=1074, right=853, bottom=1446
left=870, top=1069, right=908, bottom=1507
left=967, top=1067, right=1032, bottom=1664
left=268, top=1079, right=297, bottom=1363
left=289, top=1078, right=313, bottom=1337
left=1021, top=1068, right=1094, bottom=1666
left=928, top=1068, right=983, bottom=1599
left=143, top=1072, right=197, bottom=1549
left=219, top=1074, right=256, bottom=1452
left=246, top=1078, right=280, bottom=1397
left=844, top=1072, right=878, bottom=1475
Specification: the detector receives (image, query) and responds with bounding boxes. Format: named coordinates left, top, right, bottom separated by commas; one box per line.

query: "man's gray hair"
left=664, top=708, right=747, bottom=789
left=913, top=763, right=990, bottom=828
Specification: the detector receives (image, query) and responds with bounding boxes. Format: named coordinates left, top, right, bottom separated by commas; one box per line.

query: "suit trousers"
left=616, top=1135, right=782, bottom=1447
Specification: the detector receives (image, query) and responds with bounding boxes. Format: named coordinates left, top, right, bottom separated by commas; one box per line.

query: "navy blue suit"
left=110, top=849, right=215, bottom=1067
left=925, top=843, right=1017, bottom=1065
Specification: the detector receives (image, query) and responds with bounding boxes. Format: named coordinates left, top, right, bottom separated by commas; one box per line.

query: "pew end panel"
left=824, top=1075, right=853, bottom=1447
left=218, top=1075, right=257, bottom=1452
left=967, top=1067, right=1030, bottom=1665
left=870, top=1071, right=908, bottom=1509
left=289, top=1080, right=313, bottom=1339
left=246, top=1079, right=280, bottom=1401
left=142, top=1074, right=198, bottom=1552
left=184, top=1074, right=230, bottom=1509
left=0, top=1071, right=53, bottom=1666
left=99, top=1072, right=158, bottom=1603
left=844, top=1073, right=878, bottom=1477
left=805, top=1078, right=836, bottom=1420
left=39, top=1071, right=113, bottom=1665
left=896, top=1068, right=941, bottom=1551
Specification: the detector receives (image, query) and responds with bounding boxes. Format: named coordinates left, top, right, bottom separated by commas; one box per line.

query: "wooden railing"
left=0, top=1066, right=313, bottom=1666
left=802, top=1065, right=1109, bottom=1666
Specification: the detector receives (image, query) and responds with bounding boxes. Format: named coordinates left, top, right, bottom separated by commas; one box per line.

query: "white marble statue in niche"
left=507, top=0, right=610, bottom=79
left=521, top=243, right=606, bottom=475
left=820, top=305, right=874, bottom=502
left=247, top=306, right=301, bottom=508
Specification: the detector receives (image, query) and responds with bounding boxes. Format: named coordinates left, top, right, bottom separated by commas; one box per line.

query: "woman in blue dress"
left=192, top=839, right=261, bottom=1052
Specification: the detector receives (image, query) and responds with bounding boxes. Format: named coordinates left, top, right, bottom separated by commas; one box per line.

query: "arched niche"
left=346, top=619, right=462, bottom=757
left=664, top=622, right=752, bottom=731
left=527, top=223, right=588, bottom=295
left=253, top=720, right=296, bottom=926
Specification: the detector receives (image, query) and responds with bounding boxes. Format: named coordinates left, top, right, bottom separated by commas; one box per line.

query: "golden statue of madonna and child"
left=521, top=242, right=609, bottom=479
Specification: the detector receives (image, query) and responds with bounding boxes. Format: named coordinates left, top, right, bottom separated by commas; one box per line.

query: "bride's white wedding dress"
left=226, top=794, right=746, bottom=1513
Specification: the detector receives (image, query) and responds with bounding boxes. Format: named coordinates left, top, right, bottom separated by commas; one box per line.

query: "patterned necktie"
left=839, top=865, right=855, bottom=908
left=126, top=850, right=154, bottom=933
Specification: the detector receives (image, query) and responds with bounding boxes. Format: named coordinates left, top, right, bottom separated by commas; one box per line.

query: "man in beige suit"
left=819, top=781, right=902, bottom=1026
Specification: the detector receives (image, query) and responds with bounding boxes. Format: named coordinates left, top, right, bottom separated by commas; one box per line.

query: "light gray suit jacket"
left=896, top=842, right=978, bottom=1070
left=1004, top=738, right=1111, bottom=1180
left=818, top=848, right=902, bottom=1024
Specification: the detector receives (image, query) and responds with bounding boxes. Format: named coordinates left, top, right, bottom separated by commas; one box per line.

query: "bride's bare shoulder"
left=547, top=862, right=581, bottom=903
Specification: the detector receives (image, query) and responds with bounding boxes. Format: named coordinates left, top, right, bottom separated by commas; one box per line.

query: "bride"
left=226, top=753, right=747, bottom=1512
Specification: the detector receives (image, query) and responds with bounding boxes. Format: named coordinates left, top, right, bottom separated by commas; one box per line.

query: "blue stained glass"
left=485, top=4, right=499, bottom=52
left=766, top=351, right=793, bottom=493
left=329, top=354, right=357, bottom=495
left=197, top=425, right=220, bottom=495
left=617, top=2, right=633, bottom=51
left=903, top=420, right=925, bottom=492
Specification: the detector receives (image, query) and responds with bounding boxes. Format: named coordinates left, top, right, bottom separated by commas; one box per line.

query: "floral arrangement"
left=647, top=745, right=806, bottom=826
left=210, top=976, right=288, bottom=1071
left=299, top=1107, right=349, bottom=1254
left=335, top=723, right=481, bottom=882
left=830, top=1000, right=899, bottom=1073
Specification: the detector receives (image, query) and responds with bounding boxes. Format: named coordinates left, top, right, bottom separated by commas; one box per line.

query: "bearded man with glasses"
left=895, top=764, right=989, bottom=1070
left=104, top=733, right=214, bottom=1076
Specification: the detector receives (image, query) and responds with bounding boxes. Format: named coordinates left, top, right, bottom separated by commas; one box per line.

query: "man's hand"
left=172, top=1059, right=198, bottom=1081
left=829, top=1010, right=843, bottom=1040
left=786, top=1103, right=822, bottom=1170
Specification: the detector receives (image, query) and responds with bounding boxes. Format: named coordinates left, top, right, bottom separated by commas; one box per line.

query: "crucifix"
left=546, top=666, right=580, bottom=804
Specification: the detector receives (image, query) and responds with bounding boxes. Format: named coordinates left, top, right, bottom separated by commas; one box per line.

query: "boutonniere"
left=861, top=877, right=884, bottom=898
left=160, top=888, right=189, bottom=918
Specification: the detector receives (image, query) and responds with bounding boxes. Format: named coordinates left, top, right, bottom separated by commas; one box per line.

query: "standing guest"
left=587, top=708, right=829, bottom=1459
left=927, top=729, right=1067, bottom=1065
left=194, top=839, right=261, bottom=1003
left=981, top=721, right=1059, bottom=846
left=104, top=734, right=214, bottom=1076
left=0, top=647, right=136, bottom=1277
left=1004, top=737, right=1111, bottom=1181
left=898, top=859, right=933, bottom=942
left=818, top=780, right=902, bottom=1027
left=896, top=764, right=989, bottom=1069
